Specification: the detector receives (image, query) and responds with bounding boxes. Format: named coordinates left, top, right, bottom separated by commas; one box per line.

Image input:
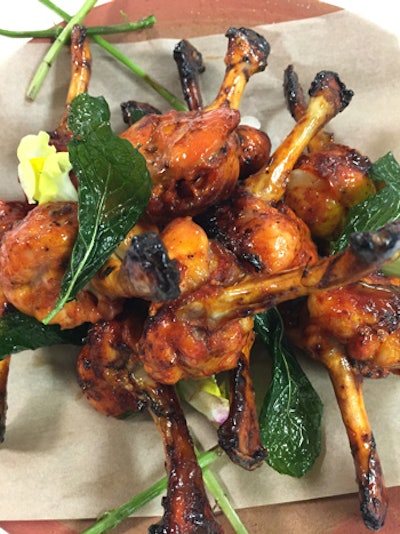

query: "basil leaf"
left=44, top=93, right=152, bottom=323
left=0, top=309, right=88, bottom=359
left=254, top=309, right=323, bottom=477
left=332, top=152, right=400, bottom=253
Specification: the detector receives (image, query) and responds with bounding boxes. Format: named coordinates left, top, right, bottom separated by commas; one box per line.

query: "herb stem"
left=202, top=465, right=250, bottom=534
left=81, top=445, right=222, bottom=534
left=0, top=17, right=156, bottom=39
left=39, top=0, right=187, bottom=110
left=91, top=34, right=187, bottom=111
left=26, top=0, right=98, bottom=100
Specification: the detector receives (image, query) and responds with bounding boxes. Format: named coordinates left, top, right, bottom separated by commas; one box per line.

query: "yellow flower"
left=17, top=131, right=78, bottom=204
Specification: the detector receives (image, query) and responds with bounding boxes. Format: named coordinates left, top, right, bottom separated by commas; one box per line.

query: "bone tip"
left=309, top=70, right=354, bottom=111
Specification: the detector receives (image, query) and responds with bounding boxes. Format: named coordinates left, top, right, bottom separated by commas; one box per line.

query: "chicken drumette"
left=284, top=272, right=400, bottom=531
left=201, top=69, right=353, bottom=275
left=282, top=65, right=376, bottom=244
left=77, top=305, right=223, bottom=533
left=120, top=27, right=270, bottom=223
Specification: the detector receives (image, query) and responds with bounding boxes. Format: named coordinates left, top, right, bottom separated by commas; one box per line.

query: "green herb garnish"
left=44, top=93, right=151, bottom=324
left=38, top=0, right=187, bottom=110
left=26, top=0, right=99, bottom=100
left=0, top=16, right=156, bottom=39
left=254, top=308, right=323, bottom=477
left=0, top=309, right=87, bottom=358
left=332, top=152, right=400, bottom=254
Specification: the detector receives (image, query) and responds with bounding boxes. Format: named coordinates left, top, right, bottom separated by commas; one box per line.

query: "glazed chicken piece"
left=283, top=65, right=376, bottom=243
left=77, top=307, right=223, bottom=534
left=0, top=202, right=112, bottom=329
left=120, top=27, right=270, bottom=223
left=0, top=202, right=180, bottom=329
left=0, top=200, right=32, bottom=442
left=173, top=35, right=271, bottom=179
left=284, top=271, right=400, bottom=531
left=202, top=70, right=353, bottom=275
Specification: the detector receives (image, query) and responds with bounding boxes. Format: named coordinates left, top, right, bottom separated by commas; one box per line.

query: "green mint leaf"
left=0, top=309, right=88, bottom=359
left=332, top=152, right=400, bottom=254
left=44, top=93, right=152, bottom=323
left=254, top=309, right=323, bottom=477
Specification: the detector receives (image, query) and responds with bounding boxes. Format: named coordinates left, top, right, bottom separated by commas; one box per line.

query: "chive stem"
left=0, top=17, right=156, bottom=39
left=39, top=0, right=187, bottom=110
left=26, top=0, right=98, bottom=100
left=202, top=464, right=250, bottom=534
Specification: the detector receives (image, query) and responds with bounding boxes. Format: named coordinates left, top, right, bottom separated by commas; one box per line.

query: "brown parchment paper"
left=0, top=7, right=400, bottom=521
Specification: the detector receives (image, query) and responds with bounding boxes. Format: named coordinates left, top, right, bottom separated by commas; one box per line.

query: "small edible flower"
left=17, top=131, right=78, bottom=204
left=178, top=376, right=230, bottom=425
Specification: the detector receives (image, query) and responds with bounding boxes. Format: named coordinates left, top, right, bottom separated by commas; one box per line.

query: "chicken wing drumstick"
left=120, top=27, right=270, bottom=223
left=284, top=272, right=400, bottom=531
left=283, top=65, right=376, bottom=243
left=77, top=310, right=223, bottom=533
left=173, top=36, right=271, bottom=178
left=319, top=345, right=386, bottom=531
left=49, top=24, right=92, bottom=152
left=202, top=69, right=351, bottom=277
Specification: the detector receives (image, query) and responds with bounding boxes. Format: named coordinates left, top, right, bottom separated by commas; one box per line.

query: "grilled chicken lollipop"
left=77, top=308, right=223, bottom=534
left=284, top=271, right=400, bottom=531
left=0, top=202, right=180, bottom=329
left=202, top=70, right=353, bottom=274
left=120, top=27, right=270, bottom=224
left=173, top=35, right=271, bottom=179
left=283, top=65, right=376, bottom=243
